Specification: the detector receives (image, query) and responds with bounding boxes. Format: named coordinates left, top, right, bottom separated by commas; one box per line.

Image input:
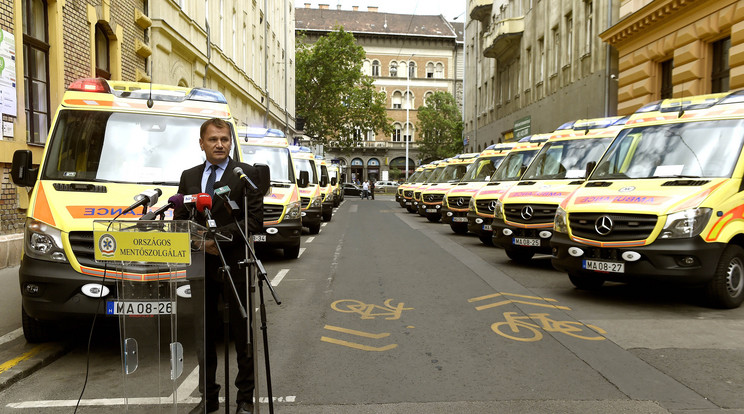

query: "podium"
left=93, top=219, right=225, bottom=411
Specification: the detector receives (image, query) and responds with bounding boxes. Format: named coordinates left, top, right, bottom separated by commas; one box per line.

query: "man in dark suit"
left=174, top=118, right=263, bottom=414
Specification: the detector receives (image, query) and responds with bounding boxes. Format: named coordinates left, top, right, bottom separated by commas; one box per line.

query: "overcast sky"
left=295, top=0, right=467, bottom=22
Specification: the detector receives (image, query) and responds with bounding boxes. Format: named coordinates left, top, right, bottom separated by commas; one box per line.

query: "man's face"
left=200, top=124, right=232, bottom=165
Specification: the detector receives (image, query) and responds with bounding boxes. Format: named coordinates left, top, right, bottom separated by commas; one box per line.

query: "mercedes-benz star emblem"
left=521, top=205, right=534, bottom=220
left=595, top=215, right=613, bottom=236
left=488, top=200, right=497, bottom=211
left=456, top=198, right=465, bottom=206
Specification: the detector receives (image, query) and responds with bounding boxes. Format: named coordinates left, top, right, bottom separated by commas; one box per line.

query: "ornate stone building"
left=296, top=4, right=464, bottom=182
left=463, top=0, right=619, bottom=152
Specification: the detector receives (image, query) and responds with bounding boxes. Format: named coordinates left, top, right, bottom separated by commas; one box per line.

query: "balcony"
left=482, top=16, right=524, bottom=62
left=469, top=0, right=493, bottom=23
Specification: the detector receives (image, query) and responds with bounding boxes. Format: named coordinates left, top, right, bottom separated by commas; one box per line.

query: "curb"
left=0, top=340, right=69, bottom=392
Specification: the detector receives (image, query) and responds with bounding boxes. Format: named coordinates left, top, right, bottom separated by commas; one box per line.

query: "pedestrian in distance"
left=362, top=180, right=370, bottom=199
left=369, top=180, right=375, bottom=200
left=174, top=118, right=263, bottom=414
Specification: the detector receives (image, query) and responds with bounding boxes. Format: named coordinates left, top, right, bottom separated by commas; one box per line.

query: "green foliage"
left=296, top=28, right=391, bottom=151
left=415, top=91, right=464, bottom=160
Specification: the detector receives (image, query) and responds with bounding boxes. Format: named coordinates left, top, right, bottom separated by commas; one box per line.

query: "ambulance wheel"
left=568, top=273, right=605, bottom=290
left=283, top=242, right=301, bottom=260
left=406, top=205, right=416, bottom=213
left=504, top=247, right=534, bottom=264
left=426, top=213, right=440, bottom=223
left=22, top=306, right=55, bottom=343
left=479, top=234, right=494, bottom=246
left=706, top=245, right=744, bottom=309
left=450, top=223, right=468, bottom=234
left=322, top=210, right=332, bottom=222
left=308, top=222, right=321, bottom=235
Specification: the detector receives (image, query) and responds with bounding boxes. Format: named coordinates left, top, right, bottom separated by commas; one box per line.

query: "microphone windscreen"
left=195, top=193, right=212, bottom=212
left=168, top=193, right=185, bottom=209
left=233, top=166, right=244, bottom=176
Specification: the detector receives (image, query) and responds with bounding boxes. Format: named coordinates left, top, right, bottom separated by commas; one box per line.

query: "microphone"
left=233, top=166, right=259, bottom=191
left=194, top=193, right=217, bottom=229
left=214, top=182, right=241, bottom=216
left=121, top=188, right=162, bottom=216
left=139, top=193, right=184, bottom=220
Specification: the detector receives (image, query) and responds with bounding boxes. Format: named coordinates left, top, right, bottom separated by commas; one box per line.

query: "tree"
left=415, top=91, right=464, bottom=160
left=296, top=27, right=391, bottom=151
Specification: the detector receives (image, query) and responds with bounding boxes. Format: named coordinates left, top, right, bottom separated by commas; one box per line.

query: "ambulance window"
left=242, top=145, right=293, bottom=183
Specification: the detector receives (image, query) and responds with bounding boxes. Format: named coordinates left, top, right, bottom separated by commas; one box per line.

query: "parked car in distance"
left=374, top=180, right=398, bottom=191
left=343, top=183, right=363, bottom=196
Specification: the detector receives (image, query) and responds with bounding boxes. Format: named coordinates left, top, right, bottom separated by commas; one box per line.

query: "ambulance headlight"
left=468, top=197, right=476, bottom=210
left=660, top=208, right=712, bottom=239
left=554, top=206, right=569, bottom=234
left=286, top=201, right=301, bottom=220
left=493, top=200, right=504, bottom=220
left=310, top=196, right=322, bottom=208
left=25, top=218, right=68, bottom=263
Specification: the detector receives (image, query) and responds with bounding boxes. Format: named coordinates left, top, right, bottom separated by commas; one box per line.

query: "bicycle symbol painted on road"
left=331, top=299, right=413, bottom=320
left=491, top=311, right=606, bottom=342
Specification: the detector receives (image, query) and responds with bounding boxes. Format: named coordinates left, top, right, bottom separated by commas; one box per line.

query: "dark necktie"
left=206, top=164, right=217, bottom=199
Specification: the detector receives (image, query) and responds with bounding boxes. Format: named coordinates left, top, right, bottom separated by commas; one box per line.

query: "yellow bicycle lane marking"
left=320, top=325, right=397, bottom=352
left=468, top=292, right=572, bottom=310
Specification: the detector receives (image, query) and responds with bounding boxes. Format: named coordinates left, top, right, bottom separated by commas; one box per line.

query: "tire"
left=322, top=210, right=332, bottom=222
left=479, top=234, right=494, bottom=246
left=450, top=223, right=468, bottom=234
left=406, top=204, right=416, bottom=213
left=568, top=272, right=605, bottom=290
left=283, top=242, right=301, bottom=259
left=705, top=244, right=744, bottom=309
left=504, top=247, right=534, bottom=264
left=22, top=306, right=55, bottom=343
left=426, top=213, right=441, bottom=223
left=307, top=222, right=321, bottom=234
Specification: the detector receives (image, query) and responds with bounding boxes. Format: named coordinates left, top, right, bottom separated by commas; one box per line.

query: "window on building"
left=404, top=91, right=413, bottom=109
left=585, top=1, right=593, bottom=55
left=526, top=47, right=532, bottom=87
left=242, top=18, right=247, bottom=69
left=392, top=91, right=402, bottom=109
left=660, top=59, right=673, bottom=99
left=712, top=37, right=731, bottom=93
left=363, top=60, right=371, bottom=76
left=565, top=13, right=573, bottom=64
left=390, top=61, right=398, bottom=77
left=408, top=61, right=416, bottom=78
left=232, top=9, right=237, bottom=58
left=552, top=26, right=560, bottom=74
left=23, top=0, right=51, bottom=145
left=219, top=0, right=224, bottom=47
left=372, top=59, right=380, bottom=77
left=435, top=62, right=444, bottom=79
left=426, top=62, right=434, bottom=78
left=538, top=37, right=544, bottom=82
left=424, top=91, right=433, bottom=106
left=404, top=122, right=414, bottom=141
left=392, top=123, right=402, bottom=141
left=94, top=24, right=111, bottom=79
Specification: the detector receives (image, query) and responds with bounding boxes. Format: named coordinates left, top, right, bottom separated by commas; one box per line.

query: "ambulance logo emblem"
left=98, top=234, right=117, bottom=258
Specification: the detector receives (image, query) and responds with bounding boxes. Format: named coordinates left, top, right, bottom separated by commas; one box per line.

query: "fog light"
left=446, top=212, right=453, bottom=217
left=25, top=283, right=41, bottom=296
left=177, top=285, right=192, bottom=298
left=503, top=229, right=513, bottom=236
left=679, top=256, right=697, bottom=266
left=621, top=251, right=641, bottom=262
left=568, top=247, right=584, bottom=257
left=539, top=231, right=552, bottom=239
left=82, top=284, right=110, bottom=298
left=475, top=218, right=483, bottom=224
left=266, top=227, right=279, bottom=235
left=436, top=205, right=441, bottom=209
left=301, top=212, right=307, bottom=217
left=51, top=252, right=67, bottom=262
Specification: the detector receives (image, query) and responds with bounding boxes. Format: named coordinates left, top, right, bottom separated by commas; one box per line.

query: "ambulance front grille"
left=569, top=213, right=658, bottom=241
left=475, top=198, right=497, bottom=214
left=264, top=204, right=284, bottom=222
left=503, top=203, right=557, bottom=224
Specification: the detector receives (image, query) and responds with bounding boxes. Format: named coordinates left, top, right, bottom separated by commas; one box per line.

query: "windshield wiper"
left=649, top=175, right=702, bottom=179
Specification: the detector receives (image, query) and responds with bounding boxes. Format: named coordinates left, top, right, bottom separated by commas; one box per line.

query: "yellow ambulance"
left=289, top=146, right=324, bottom=234
left=419, top=154, right=479, bottom=222
left=9, top=78, right=244, bottom=341
left=414, top=160, right=449, bottom=216
left=405, top=162, right=440, bottom=213
left=493, top=117, right=627, bottom=262
left=551, top=92, right=744, bottom=308
left=238, top=127, right=307, bottom=259
left=463, top=135, right=550, bottom=238
left=442, top=143, right=515, bottom=231
left=316, top=157, right=334, bottom=221
left=397, top=166, right=425, bottom=207
left=328, top=163, right=342, bottom=206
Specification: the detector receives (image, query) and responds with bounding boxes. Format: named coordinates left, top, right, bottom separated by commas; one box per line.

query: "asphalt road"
left=1, top=194, right=743, bottom=413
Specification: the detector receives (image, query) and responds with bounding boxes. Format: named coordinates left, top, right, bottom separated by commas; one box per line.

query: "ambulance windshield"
left=523, top=137, right=614, bottom=180
left=41, top=110, right=228, bottom=184
left=241, top=145, right=294, bottom=183
left=591, top=119, right=744, bottom=180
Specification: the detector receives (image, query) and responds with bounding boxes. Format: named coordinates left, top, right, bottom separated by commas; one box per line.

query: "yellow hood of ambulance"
left=32, top=181, right=179, bottom=231
left=472, top=181, right=518, bottom=200
left=422, top=182, right=455, bottom=195
left=446, top=181, right=489, bottom=198
left=564, top=179, right=728, bottom=214
left=264, top=186, right=297, bottom=205
left=502, top=180, right=580, bottom=206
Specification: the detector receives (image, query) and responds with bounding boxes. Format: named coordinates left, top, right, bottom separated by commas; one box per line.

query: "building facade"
left=0, top=0, right=295, bottom=268
left=296, top=4, right=464, bottom=183
left=602, top=0, right=742, bottom=115
left=463, top=0, right=619, bottom=152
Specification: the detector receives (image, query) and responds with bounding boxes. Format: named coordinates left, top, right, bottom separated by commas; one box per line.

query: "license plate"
left=426, top=209, right=438, bottom=213
left=405, top=201, right=412, bottom=206
left=482, top=224, right=492, bottom=231
left=453, top=217, right=468, bottom=223
left=253, top=234, right=267, bottom=242
left=513, top=237, right=540, bottom=247
left=106, top=301, right=175, bottom=315
left=583, top=259, right=625, bottom=273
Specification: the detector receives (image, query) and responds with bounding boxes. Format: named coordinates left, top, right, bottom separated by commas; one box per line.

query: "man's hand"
left=204, top=240, right=219, bottom=256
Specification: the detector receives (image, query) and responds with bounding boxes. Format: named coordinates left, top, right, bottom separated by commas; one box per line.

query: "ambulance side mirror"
left=585, top=161, right=597, bottom=178
left=331, top=177, right=337, bottom=186
left=254, top=163, right=271, bottom=195
left=11, top=150, right=38, bottom=188
left=320, top=176, right=328, bottom=187
left=298, top=171, right=309, bottom=188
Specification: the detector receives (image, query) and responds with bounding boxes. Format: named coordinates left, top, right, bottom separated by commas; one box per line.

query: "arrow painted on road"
left=320, top=325, right=397, bottom=352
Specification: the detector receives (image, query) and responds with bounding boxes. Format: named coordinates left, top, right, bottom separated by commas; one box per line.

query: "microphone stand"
left=203, top=208, right=247, bottom=414
left=233, top=189, right=279, bottom=414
